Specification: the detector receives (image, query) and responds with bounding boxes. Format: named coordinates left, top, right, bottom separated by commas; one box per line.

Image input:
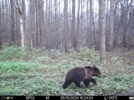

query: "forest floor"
left=0, top=46, right=134, bottom=96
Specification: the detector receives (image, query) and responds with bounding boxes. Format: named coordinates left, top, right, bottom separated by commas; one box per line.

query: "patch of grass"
left=0, top=61, right=40, bottom=74
left=79, top=47, right=99, bottom=63
left=0, top=46, right=26, bottom=61
left=0, top=46, right=134, bottom=95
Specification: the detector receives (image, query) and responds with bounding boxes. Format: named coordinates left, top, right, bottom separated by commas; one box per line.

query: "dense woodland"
left=0, top=0, right=134, bottom=96
left=1, top=0, right=134, bottom=54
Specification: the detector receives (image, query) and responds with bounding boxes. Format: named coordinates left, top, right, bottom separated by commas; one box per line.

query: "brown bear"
left=62, top=65, right=101, bottom=89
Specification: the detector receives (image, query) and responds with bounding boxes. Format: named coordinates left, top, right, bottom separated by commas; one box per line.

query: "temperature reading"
left=104, top=96, right=118, bottom=100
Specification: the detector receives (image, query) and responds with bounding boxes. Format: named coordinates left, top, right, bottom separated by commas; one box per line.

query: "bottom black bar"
left=0, top=96, right=132, bottom=100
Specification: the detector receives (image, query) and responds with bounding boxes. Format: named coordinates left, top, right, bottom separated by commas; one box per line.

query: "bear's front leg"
left=74, top=82, right=82, bottom=88
left=84, top=79, right=90, bottom=88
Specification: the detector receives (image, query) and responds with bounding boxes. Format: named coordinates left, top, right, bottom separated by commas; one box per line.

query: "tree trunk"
left=35, top=0, right=40, bottom=48
left=89, top=0, right=93, bottom=48
left=72, top=0, right=76, bottom=50
left=14, top=0, right=25, bottom=52
left=0, top=5, right=2, bottom=49
left=22, top=0, right=26, bottom=46
left=87, top=0, right=89, bottom=46
left=109, top=0, right=115, bottom=52
left=39, top=0, right=45, bottom=48
left=99, top=0, right=106, bottom=62
left=91, top=0, right=96, bottom=49
left=10, top=0, right=15, bottom=45
left=15, top=4, right=20, bottom=46
left=29, top=0, right=34, bottom=48
left=0, top=32, right=2, bottom=49
left=76, top=0, right=80, bottom=49
left=64, top=0, right=69, bottom=52
left=5, top=0, right=10, bottom=45
left=0, top=36, right=2, bottom=49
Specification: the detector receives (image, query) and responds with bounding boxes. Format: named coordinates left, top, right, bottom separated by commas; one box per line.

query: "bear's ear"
left=93, top=65, right=98, bottom=71
left=93, top=65, right=97, bottom=68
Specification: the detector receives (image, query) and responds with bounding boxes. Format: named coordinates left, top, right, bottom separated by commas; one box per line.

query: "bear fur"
left=62, top=65, right=101, bottom=89
left=84, top=65, right=101, bottom=87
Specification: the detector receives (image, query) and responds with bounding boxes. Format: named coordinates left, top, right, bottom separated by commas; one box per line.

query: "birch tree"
left=14, top=0, right=25, bottom=51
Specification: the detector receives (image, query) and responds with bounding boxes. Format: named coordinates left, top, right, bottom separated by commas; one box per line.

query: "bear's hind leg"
left=74, top=82, right=82, bottom=88
left=63, top=81, right=72, bottom=89
left=84, top=79, right=90, bottom=88
left=84, top=78, right=97, bottom=88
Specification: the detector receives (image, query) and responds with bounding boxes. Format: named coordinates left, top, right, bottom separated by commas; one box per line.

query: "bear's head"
left=92, top=65, right=101, bottom=77
left=84, top=65, right=101, bottom=77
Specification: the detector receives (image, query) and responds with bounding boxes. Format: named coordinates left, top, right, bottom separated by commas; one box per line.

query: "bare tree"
left=14, top=0, right=25, bottom=51
left=99, top=0, right=106, bottom=62
left=0, top=37, right=1, bottom=49
left=35, top=0, right=39, bottom=48
left=22, top=0, right=26, bottom=45
left=72, top=0, right=76, bottom=50
left=0, top=3, right=2, bottom=49
left=89, top=0, right=93, bottom=48
left=10, top=0, right=15, bottom=45
left=5, top=0, right=10, bottom=44
left=121, top=0, right=133, bottom=49
left=29, top=0, right=35, bottom=48
left=76, top=0, right=80, bottom=49
left=109, top=0, right=115, bottom=52
left=91, top=0, right=96, bottom=48
left=39, top=0, right=45, bottom=48
left=64, top=0, right=69, bottom=52
left=1, top=0, right=134, bottom=51
left=87, top=0, right=89, bottom=39
left=15, top=2, right=20, bottom=46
